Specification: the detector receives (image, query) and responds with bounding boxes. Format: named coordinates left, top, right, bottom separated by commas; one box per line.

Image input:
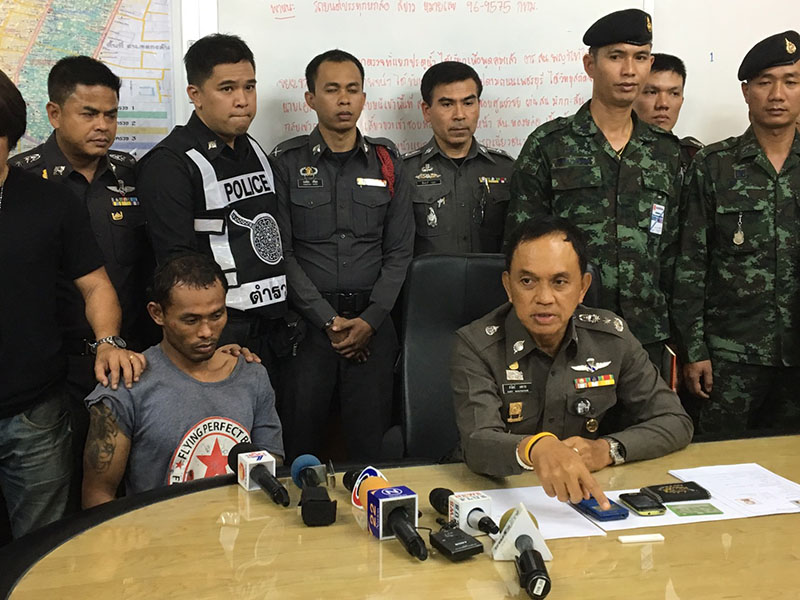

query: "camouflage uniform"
left=672, top=127, right=800, bottom=434
left=506, top=101, right=683, bottom=349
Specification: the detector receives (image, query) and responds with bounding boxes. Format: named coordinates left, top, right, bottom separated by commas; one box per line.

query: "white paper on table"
left=589, top=489, right=750, bottom=532
left=478, top=486, right=606, bottom=540
left=668, top=463, right=800, bottom=517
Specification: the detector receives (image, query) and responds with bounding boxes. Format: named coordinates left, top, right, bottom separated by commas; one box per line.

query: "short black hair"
left=0, top=70, right=26, bottom=148
left=184, top=34, right=255, bottom=86
left=47, top=56, right=121, bottom=105
left=150, top=252, right=228, bottom=310
left=503, top=216, right=589, bottom=274
left=420, top=61, right=483, bottom=105
left=651, top=53, right=687, bottom=86
left=305, top=49, right=364, bottom=93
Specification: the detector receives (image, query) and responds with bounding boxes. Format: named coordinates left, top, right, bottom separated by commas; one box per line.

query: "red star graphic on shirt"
left=196, top=438, right=228, bottom=477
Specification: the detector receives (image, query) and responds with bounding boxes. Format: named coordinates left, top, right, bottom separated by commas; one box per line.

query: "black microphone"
left=514, top=535, right=551, bottom=599
left=227, top=443, right=290, bottom=507
left=343, top=468, right=365, bottom=491
left=387, top=506, right=428, bottom=561
left=429, top=487, right=499, bottom=535
left=290, top=454, right=337, bottom=526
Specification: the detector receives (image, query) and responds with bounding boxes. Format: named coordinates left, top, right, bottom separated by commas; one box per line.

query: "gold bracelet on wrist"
left=522, top=432, right=557, bottom=466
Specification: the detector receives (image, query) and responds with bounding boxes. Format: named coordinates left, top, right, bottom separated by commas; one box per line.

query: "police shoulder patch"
left=11, top=148, right=44, bottom=170
left=573, top=308, right=626, bottom=338
left=270, top=135, right=309, bottom=158
left=108, top=150, right=136, bottom=166
left=364, top=136, right=400, bottom=157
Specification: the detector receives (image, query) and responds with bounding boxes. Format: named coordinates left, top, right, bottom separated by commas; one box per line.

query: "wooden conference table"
left=9, top=436, right=800, bottom=599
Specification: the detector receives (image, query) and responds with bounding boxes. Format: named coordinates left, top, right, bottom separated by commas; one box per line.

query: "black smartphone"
left=571, top=497, right=629, bottom=521
left=618, top=492, right=666, bottom=516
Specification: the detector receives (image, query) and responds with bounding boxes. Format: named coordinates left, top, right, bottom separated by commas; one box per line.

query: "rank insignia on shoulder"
left=485, top=325, right=499, bottom=336
left=612, top=317, right=624, bottom=332
left=507, top=402, right=523, bottom=423
left=53, top=165, right=66, bottom=176
left=574, top=374, right=615, bottom=390
left=207, top=140, right=217, bottom=150
left=577, top=313, right=601, bottom=324
left=570, top=358, right=611, bottom=373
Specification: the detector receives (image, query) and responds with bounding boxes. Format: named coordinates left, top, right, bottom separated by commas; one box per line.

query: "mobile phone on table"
left=571, top=497, right=629, bottom=521
left=618, top=492, right=666, bottom=516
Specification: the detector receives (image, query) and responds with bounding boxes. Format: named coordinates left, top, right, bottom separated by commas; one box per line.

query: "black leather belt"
left=321, top=291, right=371, bottom=316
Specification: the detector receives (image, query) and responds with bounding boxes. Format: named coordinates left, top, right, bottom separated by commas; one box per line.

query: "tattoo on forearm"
left=86, top=403, right=119, bottom=473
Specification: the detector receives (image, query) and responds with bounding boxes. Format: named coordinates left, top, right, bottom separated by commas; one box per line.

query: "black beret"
left=738, top=31, right=800, bottom=81
left=583, top=9, right=653, bottom=48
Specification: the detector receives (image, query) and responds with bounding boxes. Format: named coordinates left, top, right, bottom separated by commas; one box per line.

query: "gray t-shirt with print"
left=85, top=344, right=284, bottom=495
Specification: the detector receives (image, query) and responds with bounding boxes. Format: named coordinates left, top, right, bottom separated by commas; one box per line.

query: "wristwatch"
left=89, top=336, right=127, bottom=354
left=603, top=437, right=626, bottom=466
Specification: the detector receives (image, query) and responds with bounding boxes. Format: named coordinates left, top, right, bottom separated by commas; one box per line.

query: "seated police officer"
left=451, top=216, right=693, bottom=506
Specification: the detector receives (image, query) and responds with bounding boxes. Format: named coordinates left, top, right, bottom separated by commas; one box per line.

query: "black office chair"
left=399, top=254, right=602, bottom=461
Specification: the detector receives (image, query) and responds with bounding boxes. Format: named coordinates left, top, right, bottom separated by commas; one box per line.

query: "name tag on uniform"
left=297, top=178, right=324, bottom=188
left=574, top=374, right=615, bottom=390
left=650, top=203, right=665, bottom=235
left=502, top=383, right=531, bottom=394
left=356, top=177, right=387, bottom=187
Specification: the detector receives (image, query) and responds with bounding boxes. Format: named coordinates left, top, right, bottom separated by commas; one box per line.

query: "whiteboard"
left=207, top=0, right=800, bottom=156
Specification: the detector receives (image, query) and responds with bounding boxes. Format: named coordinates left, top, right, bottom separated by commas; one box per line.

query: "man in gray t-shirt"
left=82, top=253, right=283, bottom=508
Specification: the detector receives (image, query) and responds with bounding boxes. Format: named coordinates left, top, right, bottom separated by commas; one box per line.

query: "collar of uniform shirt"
left=44, top=131, right=116, bottom=181
left=186, top=111, right=247, bottom=160
left=503, top=305, right=579, bottom=364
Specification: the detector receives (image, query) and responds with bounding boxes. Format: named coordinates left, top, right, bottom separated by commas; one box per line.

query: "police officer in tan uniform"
left=451, top=217, right=692, bottom=505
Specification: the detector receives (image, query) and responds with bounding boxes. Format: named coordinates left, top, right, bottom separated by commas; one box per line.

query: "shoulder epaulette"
left=402, top=146, right=425, bottom=160
left=485, top=146, right=513, bottom=160
left=645, top=122, right=680, bottom=142
left=536, top=115, right=571, bottom=137
left=364, top=136, right=400, bottom=158
left=680, top=136, right=704, bottom=150
left=572, top=308, right=627, bottom=338
left=270, top=135, right=309, bottom=157
left=11, top=148, right=45, bottom=170
left=698, top=135, right=739, bottom=158
left=108, top=150, right=136, bottom=167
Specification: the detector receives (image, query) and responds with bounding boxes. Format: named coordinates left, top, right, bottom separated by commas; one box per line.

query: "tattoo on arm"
left=86, top=403, right=119, bottom=473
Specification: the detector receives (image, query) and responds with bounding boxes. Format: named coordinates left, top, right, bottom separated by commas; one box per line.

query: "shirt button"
left=342, top=261, right=348, bottom=267
left=339, top=233, right=346, bottom=239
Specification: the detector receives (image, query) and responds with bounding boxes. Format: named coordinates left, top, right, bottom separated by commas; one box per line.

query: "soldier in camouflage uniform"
left=672, top=31, right=800, bottom=435
left=506, top=9, right=683, bottom=367
left=632, top=53, right=703, bottom=172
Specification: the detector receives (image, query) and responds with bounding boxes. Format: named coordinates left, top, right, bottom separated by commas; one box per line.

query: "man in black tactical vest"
left=137, top=35, right=288, bottom=376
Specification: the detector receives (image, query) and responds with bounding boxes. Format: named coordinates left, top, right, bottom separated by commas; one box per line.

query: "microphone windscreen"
left=291, top=454, right=322, bottom=488
left=428, top=487, right=454, bottom=515
left=227, top=442, right=260, bottom=472
left=358, top=476, right=391, bottom=500
left=343, top=468, right=363, bottom=491
left=498, top=507, right=539, bottom=530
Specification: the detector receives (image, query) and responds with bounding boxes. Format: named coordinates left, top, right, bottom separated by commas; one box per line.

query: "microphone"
left=493, top=504, right=552, bottom=599
left=429, top=488, right=500, bottom=536
left=364, top=479, right=428, bottom=561
left=227, top=443, right=289, bottom=507
left=514, top=535, right=551, bottom=599
left=344, top=466, right=389, bottom=509
left=290, top=454, right=337, bottom=526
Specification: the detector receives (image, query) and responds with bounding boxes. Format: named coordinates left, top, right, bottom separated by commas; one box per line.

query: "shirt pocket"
left=413, top=188, right=450, bottom=238
left=550, top=162, right=603, bottom=224
left=714, top=198, right=774, bottom=255
left=289, top=188, right=334, bottom=242
left=351, top=186, right=391, bottom=239
left=567, top=387, right=618, bottom=436
left=108, top=207, right=147, bottom=266
left=479, top=180, right=510, bottom=233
